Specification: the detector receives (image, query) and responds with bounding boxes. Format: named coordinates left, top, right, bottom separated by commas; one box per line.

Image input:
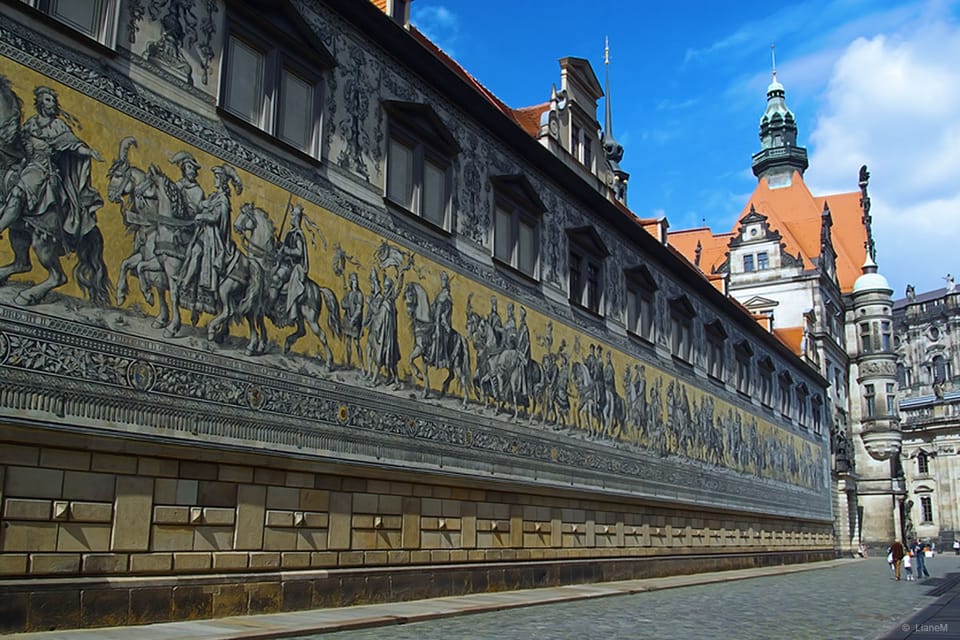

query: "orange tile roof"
left=668, top=227, right=732, bottom=275
left=773, top=326, right=804, bottom=356
left=669, top=171, right=867, bottom=293
left=371, top=0, right=388, bottom=11
left=512, top=103, right=548, bottom=138
left=814, top=190, right=866, bottom=293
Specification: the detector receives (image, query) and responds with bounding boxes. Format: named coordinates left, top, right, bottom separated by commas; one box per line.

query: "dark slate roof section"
left=893, top=287, right=948, bottom=311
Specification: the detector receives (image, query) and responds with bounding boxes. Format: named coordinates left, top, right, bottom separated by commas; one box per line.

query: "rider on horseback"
left=270, top=203, right=308, bottom=324
left=0, top=86, right=103, bottom=244
left=170, top=151, right=204, bottom=217
left=179, top=164, right=241, bottom=309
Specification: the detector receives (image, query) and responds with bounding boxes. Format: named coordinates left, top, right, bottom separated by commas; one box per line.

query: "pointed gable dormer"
left=751, top=47, right=808, bottom=188
left=725, top=204, right=802, bottom=277
left=818, top=201, right=838, bottom=283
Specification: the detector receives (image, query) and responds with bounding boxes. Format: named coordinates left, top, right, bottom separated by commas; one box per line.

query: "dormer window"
left=796, top=383, right=809, bottom=427
left=389, top=0, right=410, bottom=26
left=625, top=265, right=658, bottom=343
left=384, top=102, right=459, bottom=230
left=811, top=395, right=823, bottom=435
left=759, top=358, right=774, bottom=407
left=669, top=296, right=696, bottom=363
left=779, top=372, right=793, bottom=418
left=568, top=227, right=609, bottom=315
left=491, top=175, right=543, bottom=279
left=705, top=320, right=727, bottom=381
left=735, top=341, right=753, bottom=395
left=221, top=10, right=334, bottom=158
left=31, top=0, right=119, bottom=46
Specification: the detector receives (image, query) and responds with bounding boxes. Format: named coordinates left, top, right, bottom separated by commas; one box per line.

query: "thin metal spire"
left=770, top=43, right=777, bottom=81
left=604, top=37, right=612, bottom=139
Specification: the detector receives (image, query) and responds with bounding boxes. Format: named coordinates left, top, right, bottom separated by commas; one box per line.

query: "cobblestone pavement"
left=305, top=556, right=960, bottom=640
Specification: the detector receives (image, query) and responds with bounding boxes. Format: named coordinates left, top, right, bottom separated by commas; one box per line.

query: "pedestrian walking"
left=953, top=538, right=959, bottom=555
left=890, top=539, right=905, bottom=581
left=911, top=539, right=931, bottom=578
left=903, top=551, right=913, bottom=581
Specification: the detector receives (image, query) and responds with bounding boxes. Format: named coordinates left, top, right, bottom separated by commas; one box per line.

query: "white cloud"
left=805, top=7, right=960, bottom=295
left=411, top=4, right=461, bottom=58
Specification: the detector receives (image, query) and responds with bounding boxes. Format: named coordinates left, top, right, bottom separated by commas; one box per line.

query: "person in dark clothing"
left=912, top=539, right=931, bottom=578
left=890, top=539, right=905, bottom=580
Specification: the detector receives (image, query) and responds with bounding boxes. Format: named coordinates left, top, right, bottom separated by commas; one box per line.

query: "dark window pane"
left=278, top=68, right=314, bottom=150
left=495, top=206, right=512, bottom=263
left=225, top=36, right=264, bottom=125
left=51, top=0, right=103, bottom=38
left=422, top=160, right=446, bottom=226
left=387, top=138, right=414, bottom=209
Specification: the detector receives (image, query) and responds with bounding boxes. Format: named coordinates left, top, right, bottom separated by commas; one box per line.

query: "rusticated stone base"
left=0, top=551, right=833, bottom=633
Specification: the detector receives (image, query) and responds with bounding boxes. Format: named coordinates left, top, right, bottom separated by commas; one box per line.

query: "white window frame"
left=735, top=341, right=752, bottom=395
left=811, top=395, right=823, bottom=435
left=221, top=26, right=324, bottom=158
left=669, top=297, right=695, bottom=363
left=779, top=373, right=793, bottom=418
left=759, top=358, right=774, bottom=407
left=920, top=495, right=934, bottom=523
left=28, top=0, right=119, bottom=47
left=387, top=126, right=453, bottom=229
left=491, top=177, right=542, bottom=280
left=705, top=321, right=726, bottom=381
left=625, top=267, right=657, bottom=343
left=796, top=384, right=808, bottom=427
left=567, top=228, right=608, bottom=316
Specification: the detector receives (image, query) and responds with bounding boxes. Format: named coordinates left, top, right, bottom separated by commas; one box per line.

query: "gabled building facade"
left=669, top=69, right=902, bottom=554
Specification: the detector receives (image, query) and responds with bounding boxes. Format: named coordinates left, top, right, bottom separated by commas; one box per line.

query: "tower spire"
left=601, top=37, right=628, bottom=204
left=770, top=43, right=777, bottom=82
left=751, top=47, right=808, bottom=185
left=604, top=36, right=612, bottom=140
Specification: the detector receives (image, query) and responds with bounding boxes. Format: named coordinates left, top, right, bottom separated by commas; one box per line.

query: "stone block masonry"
left=0, top=423, right=833, bottom=632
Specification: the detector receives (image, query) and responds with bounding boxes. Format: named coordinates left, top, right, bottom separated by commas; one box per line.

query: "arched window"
left=918, top=451, right=929, bottom=475
left=932, top=355, right=949, bottom=383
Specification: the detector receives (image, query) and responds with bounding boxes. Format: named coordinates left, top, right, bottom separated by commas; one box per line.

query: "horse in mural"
left=107, top=147, right=195, bottom=338
left=403, top=281, right=471, bottom=406
left=107, top=137, right=171, bottom=320
left=571, top=361, right=602, bottom=439
left=465, top=299, right=525, bottom=419
left=467, top=298, right=527, bottom=420
left=232, top=202, right=342, bottom=364
left=201, top=204, right=268, bottom=355
left=0, top=76, right=111, bottom=307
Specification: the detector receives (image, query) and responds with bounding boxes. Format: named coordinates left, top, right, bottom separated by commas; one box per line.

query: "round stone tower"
left=848, top=168, right=903, bottom=550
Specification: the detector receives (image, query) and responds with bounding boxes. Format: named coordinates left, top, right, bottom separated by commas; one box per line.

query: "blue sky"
left=411, top=0, right=960, bottom=298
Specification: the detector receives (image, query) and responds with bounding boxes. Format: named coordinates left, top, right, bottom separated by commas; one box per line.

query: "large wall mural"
left=0, top=59, right=824, bottom=495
